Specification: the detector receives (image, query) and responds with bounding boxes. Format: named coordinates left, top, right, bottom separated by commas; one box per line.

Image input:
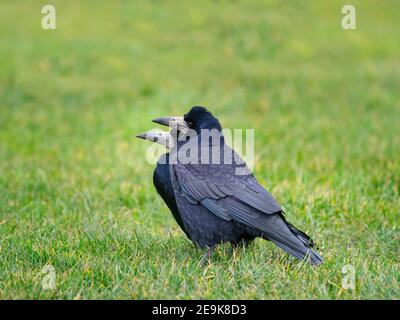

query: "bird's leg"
left=199, top=245, right=216, bottom=266
left=228, top=239, right=254, bottom=258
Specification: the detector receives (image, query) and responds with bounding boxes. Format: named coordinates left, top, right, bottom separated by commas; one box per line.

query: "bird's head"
left=153, top=106, right=222, bottom=134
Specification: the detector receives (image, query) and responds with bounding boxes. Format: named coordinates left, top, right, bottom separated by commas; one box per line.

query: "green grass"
left=0, top=0, right=399, bottom=299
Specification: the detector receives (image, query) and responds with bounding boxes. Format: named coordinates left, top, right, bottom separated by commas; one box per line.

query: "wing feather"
left=172, top=142, right=281, bottom=220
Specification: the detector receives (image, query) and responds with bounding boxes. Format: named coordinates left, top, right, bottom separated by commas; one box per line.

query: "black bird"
left=138, top=107, right=323, bottom=265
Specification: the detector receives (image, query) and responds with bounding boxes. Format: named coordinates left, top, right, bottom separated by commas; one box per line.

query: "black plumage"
left=142, top=107, right=323, bottom=265
left=153, top=153, right=191, bottom=240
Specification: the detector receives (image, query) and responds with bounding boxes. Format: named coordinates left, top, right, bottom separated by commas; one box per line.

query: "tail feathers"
left=285, top=220, right=315, bottom=247
left=271, top=238, right=323, bottom=265
left=260, top=214, right=323, bottom=265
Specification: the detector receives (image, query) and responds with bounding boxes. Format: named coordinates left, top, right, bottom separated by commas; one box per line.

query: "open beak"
left=152, top=116, right=189, bottom=130
left=136, top=130, right=174, bottom=149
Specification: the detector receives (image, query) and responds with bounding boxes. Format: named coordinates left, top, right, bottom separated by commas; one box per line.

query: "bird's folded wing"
left=173, top=148, right=281, bottom=216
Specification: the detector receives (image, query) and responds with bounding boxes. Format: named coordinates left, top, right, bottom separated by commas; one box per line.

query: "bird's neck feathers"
left=192, top=115, right=223, bottom=147
left=196, top=115, right=222, bottom=132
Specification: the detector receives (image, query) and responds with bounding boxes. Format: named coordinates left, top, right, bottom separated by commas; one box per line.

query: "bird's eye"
left=187, top=121, right=193, bottom=127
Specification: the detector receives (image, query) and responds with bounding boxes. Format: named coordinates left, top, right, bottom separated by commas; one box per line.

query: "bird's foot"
left=198, top=245, right=216, bottom=266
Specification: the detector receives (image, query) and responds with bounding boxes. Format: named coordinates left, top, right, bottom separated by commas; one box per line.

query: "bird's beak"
left=152, top=116, right=189, bottom=130
left=136, top=130, right=174, bottom=149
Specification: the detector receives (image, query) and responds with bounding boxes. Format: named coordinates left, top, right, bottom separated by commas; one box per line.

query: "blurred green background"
left=0, top=1, right=399, bottom=299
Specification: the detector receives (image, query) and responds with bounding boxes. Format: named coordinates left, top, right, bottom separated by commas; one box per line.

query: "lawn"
left=0, top=0, right=399, bottom=299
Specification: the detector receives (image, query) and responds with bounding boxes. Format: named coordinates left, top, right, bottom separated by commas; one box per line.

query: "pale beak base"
left=152, top=116, right=189, bottom=130
left=136, top=130, right=174, bottom=149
